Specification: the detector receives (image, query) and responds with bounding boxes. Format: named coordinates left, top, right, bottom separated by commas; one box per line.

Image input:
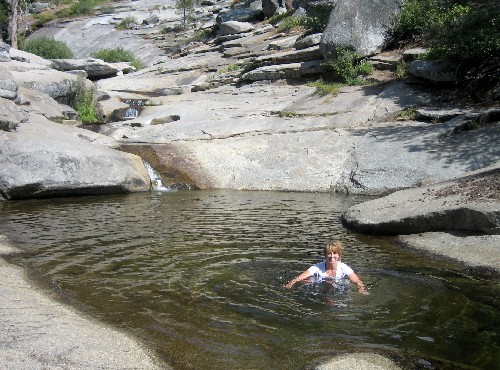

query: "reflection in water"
left=0, top=191, right=498, bottom=369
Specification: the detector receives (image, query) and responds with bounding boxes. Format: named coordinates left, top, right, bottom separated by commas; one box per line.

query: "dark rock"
left=216, top=7, right=264, bottom=24
left=407, top=60, right=459, bottom=83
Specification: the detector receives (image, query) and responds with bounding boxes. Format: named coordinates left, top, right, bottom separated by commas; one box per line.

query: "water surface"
left=0, top=191, right=498, bottom=369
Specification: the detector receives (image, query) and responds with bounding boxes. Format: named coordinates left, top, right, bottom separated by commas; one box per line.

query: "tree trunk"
left=8, top=0, right=18, bottom=48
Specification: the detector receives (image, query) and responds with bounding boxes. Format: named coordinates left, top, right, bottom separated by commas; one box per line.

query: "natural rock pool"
left=0, top=190, right=498, bottom=369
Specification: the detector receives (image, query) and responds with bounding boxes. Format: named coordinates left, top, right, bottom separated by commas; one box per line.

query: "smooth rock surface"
left=341, top=165, right=499, bottom=235
left=0, top=114, right=150, bottom=200
left=320, top=0, right=402, bottom=58
left=0, top=235, right=165, bottom=370
left=399, top=232, right=500, bottom=271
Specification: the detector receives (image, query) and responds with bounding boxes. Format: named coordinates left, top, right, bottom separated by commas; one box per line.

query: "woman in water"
left=285, top=240, right=368, bottom=294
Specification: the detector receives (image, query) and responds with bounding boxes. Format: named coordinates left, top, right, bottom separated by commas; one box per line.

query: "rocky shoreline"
left=0, top=235, right=165, bottom=370
left=0, top=0, right=498, bottom=368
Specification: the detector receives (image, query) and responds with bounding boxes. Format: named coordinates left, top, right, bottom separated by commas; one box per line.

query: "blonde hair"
left=324, top=240, right=343, bottom=258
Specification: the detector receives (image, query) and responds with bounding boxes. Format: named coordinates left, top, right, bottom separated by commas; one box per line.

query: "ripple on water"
left=0, top=191, right=498, bottom=370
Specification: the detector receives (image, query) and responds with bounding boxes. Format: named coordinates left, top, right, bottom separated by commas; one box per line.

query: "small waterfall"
left=120, top=99, right=147, bottom=120
left=143, top=161, right=173, bottom=192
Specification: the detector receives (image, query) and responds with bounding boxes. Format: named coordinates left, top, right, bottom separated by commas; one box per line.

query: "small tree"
left=176, top=0, right=194, bottom=28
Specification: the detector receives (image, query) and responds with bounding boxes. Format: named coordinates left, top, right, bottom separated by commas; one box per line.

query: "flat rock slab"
left=399, top=232, right=500, bottom=271
left=341, top=165, right=500, bottom=235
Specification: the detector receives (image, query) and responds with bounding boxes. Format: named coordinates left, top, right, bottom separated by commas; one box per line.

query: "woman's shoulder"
left=309, top=261, right=325, bottom=271
left=338, top=261, right=353, bottom=273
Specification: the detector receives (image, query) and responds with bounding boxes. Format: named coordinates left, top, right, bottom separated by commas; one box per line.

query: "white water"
left=143, top=161, right=173, bottom=192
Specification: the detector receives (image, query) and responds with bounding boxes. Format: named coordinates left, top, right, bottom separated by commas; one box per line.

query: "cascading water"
left=119, top=99, right=147, bottom=120
left=143, top=161, right=172, bottom=192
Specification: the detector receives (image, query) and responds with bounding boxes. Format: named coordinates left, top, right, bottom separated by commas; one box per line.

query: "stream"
left=0, top=190, right=498, bottom=369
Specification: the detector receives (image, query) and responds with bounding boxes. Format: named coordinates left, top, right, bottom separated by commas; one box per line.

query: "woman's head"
left=324, top=240, right=343, bottom=259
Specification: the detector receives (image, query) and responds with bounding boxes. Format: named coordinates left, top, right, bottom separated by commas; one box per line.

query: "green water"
left=0, top=190, right=498, bottom=369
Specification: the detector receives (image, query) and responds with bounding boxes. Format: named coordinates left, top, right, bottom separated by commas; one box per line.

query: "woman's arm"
left=348, top=272, right=368, bottom=294
left=285, top=270, right=312, bottom=288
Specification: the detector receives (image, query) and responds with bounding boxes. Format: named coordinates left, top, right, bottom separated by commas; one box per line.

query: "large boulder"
left=341, top=166, right=500, bottom=235
left=0, top=109, right=151, bottom=200
left=320, top=0, right=402, bottom=59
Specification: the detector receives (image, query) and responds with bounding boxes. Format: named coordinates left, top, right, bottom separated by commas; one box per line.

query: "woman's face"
left=325, top=250, right=340, bottom=264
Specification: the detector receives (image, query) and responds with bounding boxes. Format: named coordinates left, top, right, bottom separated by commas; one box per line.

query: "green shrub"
left=323, top=48, right=373, bottom=85
left=21, top=37, right=73, bottom=59
left=116, top=16, right=136, bottom=30
left=70, top=76, right=99, bottom=124
left=91, top=47, right=144, bottom=69
left=56, top=0, right=100, bottom=18
left=275, top=14, right=328, bottom=33
left=308, top=79, right=342, bottom=96
left=388, top=0, right=499, bottom=92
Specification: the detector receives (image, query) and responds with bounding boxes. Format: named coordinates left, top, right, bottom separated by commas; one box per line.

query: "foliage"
left=91, top=47, right=144, bottom=69
left=396, top=106, right=418, bottom=120
left=308, top=79, right=342, bottom=96
left=56, top=0, right=102, bottom=18
left=278, top=111, right=298, bottom=118
left=395, top=60, right=408, bottom=78
left=116, top=16, right=136, bottom=30
left=70, top=76, right=99, bottom=124
left=274, top=13, right=327, bottom=33
left=20, top=36, right=73, bottom=59
left=0, top=0, right=9, bottom=41
left=322, top=48, right=374, bottom=85
left=176, top=0, right=195, bottom=27
left=388, top=0, right=499, bottom=91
